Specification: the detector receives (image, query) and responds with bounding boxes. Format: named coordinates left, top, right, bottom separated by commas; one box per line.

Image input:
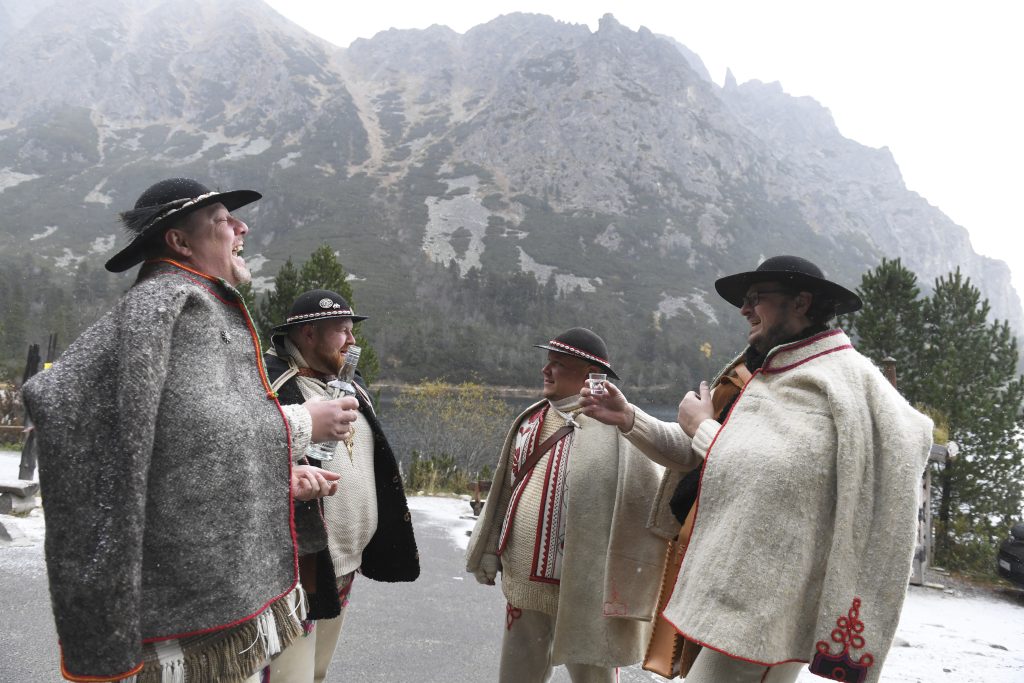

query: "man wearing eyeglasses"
left=582, top=255, right=933, bottom=683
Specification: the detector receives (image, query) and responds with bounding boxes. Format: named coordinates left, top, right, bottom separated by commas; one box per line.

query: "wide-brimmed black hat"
left=272, top=289, right=368, bottom=334
left=533, top=327, right=619, bottom=380
left=714, top=255, right=863, bottom=314
left=105, top=177, right=261, bottom=273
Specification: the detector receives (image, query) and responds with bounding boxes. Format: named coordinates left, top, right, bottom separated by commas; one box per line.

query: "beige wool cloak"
left=466, top=400, right=682, bottom=667
left=624, top=329, right=932, bottom=683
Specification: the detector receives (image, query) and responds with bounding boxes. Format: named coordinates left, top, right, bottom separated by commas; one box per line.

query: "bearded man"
left=262, top=289, right=419, bottom=683
left=582, top=256, right=933, bottom=683
left=22, top=178, right=356, bottom=683
left=466, top=327, right=678, bottom=683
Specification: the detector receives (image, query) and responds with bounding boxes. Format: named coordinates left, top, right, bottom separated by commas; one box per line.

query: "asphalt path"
left=0, top=469, right=659, bottom=681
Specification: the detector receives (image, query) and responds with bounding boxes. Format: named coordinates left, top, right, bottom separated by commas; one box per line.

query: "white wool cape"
left=466, top=400, right=682, bottom=667
left=624, top=330, right=932, bottom=683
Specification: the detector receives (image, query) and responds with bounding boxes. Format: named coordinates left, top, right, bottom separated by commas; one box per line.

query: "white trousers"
left=499, top=606, right=617, bottom=683
left=684, top=647, right=804, bottom=683
left=263, top=580, right=352, bottom=683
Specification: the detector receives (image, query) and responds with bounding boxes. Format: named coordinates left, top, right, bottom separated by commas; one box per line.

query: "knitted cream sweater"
left=284, top=339, right=378, bottom=578
left=500, top=405, right=569, bottom=615
left=322, top=409, right=377, bottom=577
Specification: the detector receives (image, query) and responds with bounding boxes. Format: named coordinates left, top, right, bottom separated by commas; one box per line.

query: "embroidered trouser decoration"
left=506, top=603, right=523, bottom=630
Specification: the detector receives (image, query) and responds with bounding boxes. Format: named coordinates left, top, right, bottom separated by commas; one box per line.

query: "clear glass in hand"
left=306, top=379, right=346, bottom=462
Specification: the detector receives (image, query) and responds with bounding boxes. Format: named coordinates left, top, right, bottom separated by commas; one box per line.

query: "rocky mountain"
left=0, top=0, right=1017, bottom=386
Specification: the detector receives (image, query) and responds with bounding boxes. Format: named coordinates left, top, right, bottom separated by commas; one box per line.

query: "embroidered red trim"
left=58, top=644, right=144, bottom=683
left=761, top=329, right=849, bottom=373
left=529, top=409, right=572, bottom=583
left=339, top=572, right=355, bottom=607
left=653, top=618, right=809, bottom=668
left=497, top=405, right=547, bottom=555
left=762, top=345, right=853, bottom=374
left=506, top=603, right=523, bottom=630
left=809, top=597, right=875, bottom=683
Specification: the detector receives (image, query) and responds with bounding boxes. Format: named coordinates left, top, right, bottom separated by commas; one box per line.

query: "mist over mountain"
left=0, top=0, right=1017, bottom=386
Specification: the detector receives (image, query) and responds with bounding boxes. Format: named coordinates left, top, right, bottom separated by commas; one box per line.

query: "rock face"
left=0, top=0, right=1018, bottom=375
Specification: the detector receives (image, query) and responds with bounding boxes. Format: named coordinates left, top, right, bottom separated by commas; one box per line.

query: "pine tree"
left=841, top=258, right=925, bottom=403
left=256, top=258, right=301, bottom=342
left=298, top=245, right=352, bottom=294
left=921, top=268, right=1024, bottom=568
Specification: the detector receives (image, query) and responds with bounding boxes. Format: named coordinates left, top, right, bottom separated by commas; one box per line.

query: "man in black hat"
left=22, top=178, right=358, bottom=683
left=466, top=327, right=678, bottom=682
left=262, top=289, right=419, bottom=683
left=582, top=256, right=932, bottom=683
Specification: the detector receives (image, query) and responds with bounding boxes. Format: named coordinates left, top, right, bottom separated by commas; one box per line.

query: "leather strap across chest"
left=512, top=424, right=574, bottom=489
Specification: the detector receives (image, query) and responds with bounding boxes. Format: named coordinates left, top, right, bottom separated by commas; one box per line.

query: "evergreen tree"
left=298, top=245, right=352, bottom=293
left=2, top=278, right=29, bottom=371
left=842, top=258, right=925, bottom=403
left=255, top=258, right=301, bottom=343
left=921, top=268, right=1024, bottom=568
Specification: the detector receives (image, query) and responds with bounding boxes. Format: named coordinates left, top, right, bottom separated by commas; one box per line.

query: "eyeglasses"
left=742, top=289, right=792, bottom=308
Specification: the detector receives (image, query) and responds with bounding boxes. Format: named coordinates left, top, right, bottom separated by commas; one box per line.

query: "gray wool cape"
left=466, top=400, right=682, bottom=667
left=22, top=260, right=301, bottom=681
left=623, top=329, right=932, bottom=683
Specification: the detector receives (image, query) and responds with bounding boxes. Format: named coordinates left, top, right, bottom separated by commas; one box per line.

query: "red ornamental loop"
left=506, top=603, right=523, bottom=631
left=810, top=597, right=875, bottom=682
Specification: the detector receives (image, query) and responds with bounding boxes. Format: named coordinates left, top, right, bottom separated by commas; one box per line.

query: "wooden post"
left=881, top=356, right=897, bottom=388
left=881, top=357, right=928, bottom=586
left=18, top=343, right=42, bottom=481
left=470, top=480, right=484, bottom=516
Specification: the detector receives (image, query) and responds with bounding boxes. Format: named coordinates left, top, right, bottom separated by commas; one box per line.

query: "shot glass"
left=588, top=373, right=607, bottom=395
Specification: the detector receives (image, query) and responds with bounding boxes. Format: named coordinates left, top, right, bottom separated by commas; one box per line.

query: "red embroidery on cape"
left=809, top=597, right=875, bottom=683
left=602, top=577, right=628, bottom=616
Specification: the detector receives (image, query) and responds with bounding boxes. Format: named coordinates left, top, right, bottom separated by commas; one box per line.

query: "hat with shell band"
left=714, top=254, right=863, bottom=315
left=272, top=289, right=368, bottom=334
left=105, top=177, right=261, bottom=273
left=533, top=327, right=619, bottom=380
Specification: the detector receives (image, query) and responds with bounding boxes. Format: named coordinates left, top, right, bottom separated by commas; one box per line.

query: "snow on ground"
left=876, top=587, right=1024, bottom=682
left=408, top=494, right=1024, bottom=683
left=408, top=494, right=477, bottom=552
left=4, top=451, right=1023, bottom=682
left=0, top=451, right=45, bottom=560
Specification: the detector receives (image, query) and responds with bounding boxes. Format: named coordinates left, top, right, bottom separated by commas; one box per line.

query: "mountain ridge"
left=0, top=0, right=1017, bottom=385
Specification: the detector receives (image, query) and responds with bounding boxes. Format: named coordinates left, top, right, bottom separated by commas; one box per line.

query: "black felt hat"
left=272, top=289, right=368, bottom=334
left=533, top=327, right=619, bottom=380
left=105, top=177, right=261, bottom=273
left=714, top=255, right=863, bottom=314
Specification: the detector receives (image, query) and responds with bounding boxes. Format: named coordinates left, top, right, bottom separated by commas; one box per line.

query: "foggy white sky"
left=264, top=0, right=1024, bottom=300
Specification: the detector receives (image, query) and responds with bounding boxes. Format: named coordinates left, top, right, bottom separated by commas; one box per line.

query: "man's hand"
left=474, top=553, right=501, bottom=585
left=678, top=381, right=714, bottom=437
left=292, top=464, right=341, bottom=501
left=305, top=396, right=359, bottom=443
left=580, top=381, right=635, bottom=432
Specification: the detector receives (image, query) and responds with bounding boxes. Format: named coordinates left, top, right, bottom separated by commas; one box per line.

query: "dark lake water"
left=370, top=385, right=680, bottom=472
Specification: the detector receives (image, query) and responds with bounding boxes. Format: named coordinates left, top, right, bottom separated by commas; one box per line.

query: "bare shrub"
left=391, top=381, right=517, bottom=489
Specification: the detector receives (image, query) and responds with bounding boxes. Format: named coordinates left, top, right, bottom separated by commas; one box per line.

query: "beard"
left=752, top=320, right=794, bottom=354
left=312, top=344, right=346, bottom=375
left=231, top=260, right=252, bottom=286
